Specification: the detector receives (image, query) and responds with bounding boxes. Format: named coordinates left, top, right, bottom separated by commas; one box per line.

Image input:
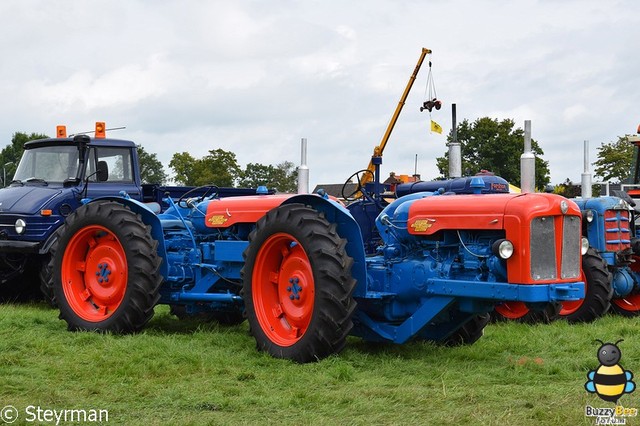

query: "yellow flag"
left=430, top=120, right=443, bottom=134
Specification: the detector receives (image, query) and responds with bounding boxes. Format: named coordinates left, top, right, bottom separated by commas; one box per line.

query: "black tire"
left=39, top=254, right=56, bottom=307
left=241, top=203, right=356, bottom=363
left=169, top=304, right=245, bottom=325
left=490, top=302, right=561, bottom=324
left=0, top=254, right=41, bottom=303
left=51, top=200, right=162, bottom=333
left=560, top=248, right=612, bottom=323
left=443, top=314, right=490, bottom=346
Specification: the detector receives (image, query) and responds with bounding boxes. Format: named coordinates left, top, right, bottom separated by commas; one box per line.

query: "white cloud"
left=0, top=0, right=639, bottom=188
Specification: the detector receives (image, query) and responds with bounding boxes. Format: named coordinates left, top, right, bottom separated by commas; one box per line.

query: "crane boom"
left=360, top=47, right=432, bottom=189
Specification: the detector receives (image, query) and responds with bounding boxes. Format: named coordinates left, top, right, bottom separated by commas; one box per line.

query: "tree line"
left=1, top=117, right=633, bottom=194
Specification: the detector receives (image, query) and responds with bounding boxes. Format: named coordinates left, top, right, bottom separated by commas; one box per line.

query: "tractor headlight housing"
left=582, top=209, right=594, bottom=223
left=492, top=239, right=514, bottom=259
left=581, top=237, right=589, bottom=255
left=14, top=219, right=26, bottom=235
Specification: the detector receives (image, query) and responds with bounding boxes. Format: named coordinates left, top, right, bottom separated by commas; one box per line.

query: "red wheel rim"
left=494, top=302, right=529, bottom=319
left=252, top=233, right=315, bottom=347
left=612, top=296, right=640, bottom=313
left=61, top=225, right=128, bottom=322
left=612, top=256, right=640, bottom=313
left=559, top=270, right=587, bottom=315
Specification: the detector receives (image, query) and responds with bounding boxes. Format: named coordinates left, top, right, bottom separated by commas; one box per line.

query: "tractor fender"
left=84, top=196, right=168, bottom=278
left=281, top=194, right=367, bottom=290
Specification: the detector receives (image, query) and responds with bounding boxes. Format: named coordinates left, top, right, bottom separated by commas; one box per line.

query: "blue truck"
left=0, top=124, right=260, bottom=303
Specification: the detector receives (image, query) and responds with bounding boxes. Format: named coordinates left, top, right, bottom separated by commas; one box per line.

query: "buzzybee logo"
left=584, top=339, right=637, bottom=425
left=586, top=339, right=635, bottom=402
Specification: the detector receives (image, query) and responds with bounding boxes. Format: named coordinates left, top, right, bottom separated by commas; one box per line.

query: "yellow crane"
left=359, top=47, right=433, bottom=191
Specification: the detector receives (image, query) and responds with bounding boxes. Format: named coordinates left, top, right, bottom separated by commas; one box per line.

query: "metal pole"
left=3, top=162, right=13, bottom=187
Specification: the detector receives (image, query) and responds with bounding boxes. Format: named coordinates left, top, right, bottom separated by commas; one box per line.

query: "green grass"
left=1, top=304, right=640, bottom=425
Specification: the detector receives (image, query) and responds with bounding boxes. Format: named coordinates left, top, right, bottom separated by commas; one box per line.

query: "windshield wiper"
left=10, top=179, right=23, bottom=186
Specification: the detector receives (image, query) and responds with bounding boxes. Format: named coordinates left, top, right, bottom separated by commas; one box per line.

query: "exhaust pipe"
left=448, top=104, right=461, bottom=178
left=581, top=140, right=592, bottom=198
left=520, top=120, right=535, bottom=193
left=297, top=138, right=309, bottom=194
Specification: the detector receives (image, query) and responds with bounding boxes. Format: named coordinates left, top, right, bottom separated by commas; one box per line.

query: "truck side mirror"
left=97, top=161, right=109, bottom=182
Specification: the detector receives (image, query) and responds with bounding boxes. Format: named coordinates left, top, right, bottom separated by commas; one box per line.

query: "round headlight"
left=560, top=200, right=569, bottom=214
left=15, top=219, right=26, bottom=234
left=492, top=239, right=514, bottom=259
left=581, top=237, right=589, bottom=255
left=584, top=209, right=594, bottom=223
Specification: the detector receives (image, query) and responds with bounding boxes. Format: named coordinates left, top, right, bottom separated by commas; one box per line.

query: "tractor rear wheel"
left=242, top=203, right=356, bottom=363
left=51, top=201, right=162, bottom=333
left=443, top=314, right=490, bottom=346
left=611, top=254, right=640, bottom=316
left=559, top=248, right=612, bottom=322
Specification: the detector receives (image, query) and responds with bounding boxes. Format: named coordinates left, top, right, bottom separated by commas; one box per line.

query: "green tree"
left=169, top=149, right=241, bottom=186
left=239, top=161, right=298, bottom=193
left=137, top=145, right=167, bottom=184
left=435, top=117, right=550, bottom=189
left=0, top=132, right=49, bottom=185
left=169, top=152, right=198, bottom=186
left=593, top=136, right=634, bottom=183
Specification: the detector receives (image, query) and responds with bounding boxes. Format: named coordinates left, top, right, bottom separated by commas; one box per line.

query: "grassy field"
left=1, top=303, right=640, bottom=426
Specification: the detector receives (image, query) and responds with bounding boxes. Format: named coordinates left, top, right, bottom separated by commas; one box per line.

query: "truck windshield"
left=13, top=145, right=80, bottom=184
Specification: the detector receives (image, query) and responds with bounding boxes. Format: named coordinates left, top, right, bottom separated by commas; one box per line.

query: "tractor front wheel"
left=491, top=302, right=560, bottom=324
left=242, top=204, right=356, bottom=363
left=51, top=201, right=162, bottom=333
left=559, top=248, right=612, bottom=322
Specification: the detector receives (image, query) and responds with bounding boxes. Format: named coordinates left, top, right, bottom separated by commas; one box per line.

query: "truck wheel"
left=611, top=254, right=640, bottom=317
left=491, top=301, right=560, bottom=324
left=443, top=314, right=490, bottom=346
left=39, top=254, right=57, bottom=307
left=559, top=248, right=612, bottom=322
left=51, top=201, right=162, bottom=333
left=241, top=204, right=356, bottom=363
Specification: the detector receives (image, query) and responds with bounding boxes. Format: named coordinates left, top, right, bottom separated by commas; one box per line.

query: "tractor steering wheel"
left=177, top=185, right=219, bottom=208
left=341, top=169, right=375, bottom=202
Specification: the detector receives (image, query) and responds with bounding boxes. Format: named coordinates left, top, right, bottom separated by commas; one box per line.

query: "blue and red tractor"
left=47, top=158, right=586, bottom=362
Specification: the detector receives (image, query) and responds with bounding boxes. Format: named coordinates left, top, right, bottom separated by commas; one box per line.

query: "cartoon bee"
left=585, top=339, right=635, bottom=403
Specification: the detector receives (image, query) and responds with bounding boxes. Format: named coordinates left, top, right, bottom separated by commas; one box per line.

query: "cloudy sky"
left=1, top=0, right=638, bottom=189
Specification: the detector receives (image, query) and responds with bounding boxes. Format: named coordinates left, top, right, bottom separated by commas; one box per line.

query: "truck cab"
left=0, top=130, right=143, bottom=301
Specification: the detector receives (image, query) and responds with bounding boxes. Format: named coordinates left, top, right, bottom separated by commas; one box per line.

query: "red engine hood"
left=407, top=193, right=580, bottom=235
left=204, top=194, right=294, bottom=227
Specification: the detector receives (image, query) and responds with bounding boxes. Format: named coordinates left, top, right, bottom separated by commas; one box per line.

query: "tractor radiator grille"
left=604, top=209, right=631, bottom=252
left=561, top=215, right=581, bottom=279
left=530, top=215, right=581, bottom=281
left=530, top=216, right=557, bottom=280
